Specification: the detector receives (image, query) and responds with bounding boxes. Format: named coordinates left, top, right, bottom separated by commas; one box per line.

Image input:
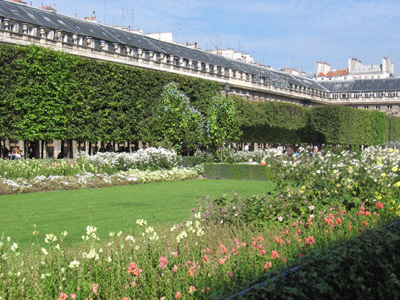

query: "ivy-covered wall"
left=0, top=43, right=399, bottom=146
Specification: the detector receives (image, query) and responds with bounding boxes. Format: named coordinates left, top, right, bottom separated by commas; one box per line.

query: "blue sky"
left=30, top=0, right=400, bottom=75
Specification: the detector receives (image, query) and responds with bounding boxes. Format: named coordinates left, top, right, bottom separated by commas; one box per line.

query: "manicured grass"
left=0, top=179, right=274, bottom=246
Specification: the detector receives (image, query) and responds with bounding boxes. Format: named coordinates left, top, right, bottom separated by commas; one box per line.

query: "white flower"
left=125, top=235, right=135, bottom=242
left=41, top=248, right=48, bottom=256
left=309, top=205, right=315, bottom=210
left=278, top=216, right=283, bottom=222
left=69, top=260, right=80, bottom=269
left=176, top=231, right=188, bottom=243
left=10, top=243, right=18, bottom=252
left=44, top=234, right=57, bottom=244
left=136, top=219, right=147, bottom=226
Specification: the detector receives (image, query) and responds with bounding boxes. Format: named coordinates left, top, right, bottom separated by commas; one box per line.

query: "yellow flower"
left=336, top=184, right=342, bottom=188
left=394, top=182, right=400, bottom=188
left=392, top=166, right=398, bottom=172
left=389, top=148, right=394, bottom=153
left=377, top=195, right=382, bottom=200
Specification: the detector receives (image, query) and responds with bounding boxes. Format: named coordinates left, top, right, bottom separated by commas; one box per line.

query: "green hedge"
left=237, top=220, right=400, bottom=299
left=1, top=44, right=400, bottom=146
left=204, top=163, right=275, bottom=180
left=0, top=44, right=220, bottom=143
left=234, top=96, right=396, bottom=146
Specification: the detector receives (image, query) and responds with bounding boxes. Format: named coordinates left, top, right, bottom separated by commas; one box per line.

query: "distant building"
left=280, top=67, right=307, bottom=77
left=207, top=48, right=255, bottom=64
left=316, top=57, right=394, bottom=81
left=145, top=31, right=173, bottom=43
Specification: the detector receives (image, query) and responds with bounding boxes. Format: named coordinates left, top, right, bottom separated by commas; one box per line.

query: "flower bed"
left=0, top=146, right=400, bottom=299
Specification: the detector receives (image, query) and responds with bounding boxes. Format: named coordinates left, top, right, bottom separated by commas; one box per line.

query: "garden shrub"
left=204, top=163, right=275, bottom=181
left=235, top=220, right=400, bottom=299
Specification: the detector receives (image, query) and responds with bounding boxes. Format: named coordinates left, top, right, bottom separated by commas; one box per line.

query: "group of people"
left=2, top=147, right=21, bottom=160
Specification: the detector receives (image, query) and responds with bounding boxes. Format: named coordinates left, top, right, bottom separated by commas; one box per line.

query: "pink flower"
left=173, top=251, right=179, bottom=258
left=58, top=292, right=68, bottom=300
left=376, top=202, right=384, bottom=209
left=92, top=283, right=98, bottom=296
left=159, top=256, right=168, bottom=269
left=131, top=281, right=136, bottom=287
left=128, top=262, right=142, bottom=278
left=172, top=265, right=178, bottom=273
left=264, top=261, right=272, bottom=270
left=220, top=244, right=227, bottom=254
left=271, top=250, right=281, bottom=259
left=71, top=294, right=76, bottom=300
left=175, top=291, right=181, bottom=299
left=227, top=271, right=234, bottom=279
left=189, top=286, right=197, bottom=295
left=160, top=297, right=166, bottom=300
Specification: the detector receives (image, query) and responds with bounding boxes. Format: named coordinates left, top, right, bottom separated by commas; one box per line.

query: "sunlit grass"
left=0, top=179, right=274, bottom=246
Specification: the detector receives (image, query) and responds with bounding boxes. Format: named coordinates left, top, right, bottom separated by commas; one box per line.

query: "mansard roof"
left=3, top=0, right=399, bottom=96
left=0, top=0, right=332, bottom=92
left=319, top=79, right=400, bottom=92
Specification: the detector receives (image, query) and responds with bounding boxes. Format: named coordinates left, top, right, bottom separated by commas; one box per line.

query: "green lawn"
left=0, top=179, right=274, bottom=246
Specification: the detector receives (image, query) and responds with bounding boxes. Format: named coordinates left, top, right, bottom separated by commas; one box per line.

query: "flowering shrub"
left=0, top=167, right=198, bottom=194
left=81, top=147, right=179, bottom=171
left=0, top=148, right=179, bottom=181
left=0, top=200, right=392, bottom=299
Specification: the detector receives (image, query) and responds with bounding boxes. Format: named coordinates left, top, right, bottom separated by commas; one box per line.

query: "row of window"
left=353, top=105, right=396, bottom=110
left=332, top=92, right=400, bottom=99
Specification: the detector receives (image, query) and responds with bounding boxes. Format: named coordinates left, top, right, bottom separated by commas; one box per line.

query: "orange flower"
left=219, top=256, right=228, bottom=265
left=227, top=271, right=234, bottom=278
left=220, top=244, right=227, bottom=254
left=58, top=292, right=68, bottom=300
left=264, top=261, right=272, bottom=270
left=376, top=202, right=384, bottom=209
left=128, top=262, right=142, bottom=278
left=202, top=255, right=210, bottom=264
left=175, top=291, right=181, bottom=299
left=188, top=265, right=196, bottom=277
left=336, top=217, right=342, bottom=225
left=270, top=250, right=281, bottom=259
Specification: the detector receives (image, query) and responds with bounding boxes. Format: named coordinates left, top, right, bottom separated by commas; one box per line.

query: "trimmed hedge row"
left=0, top=43, right=220, bottom=143
left=204, top=163, right=275, bottom=180
left=234, top=220, right=400, bottom=299
left=235, top=97, right=396, bottom=146
left=1, top=43, right=399, bottom=146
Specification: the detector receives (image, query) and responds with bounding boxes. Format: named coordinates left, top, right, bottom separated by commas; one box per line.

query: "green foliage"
left=1, top=44, right=399, bottom=147
left=247, top=220, right=400, bottom=300
left=0, top=44, right=220, bottom=143
left=151, top=82, right=203, bottom=154
left=204, top=163, right=275, bottom=181
left=205, top=96, right=241, bottom=158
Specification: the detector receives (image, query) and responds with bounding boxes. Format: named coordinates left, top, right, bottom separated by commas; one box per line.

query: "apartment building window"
left=387, top=105, right=393, bottom=109
left=364, top=106, right=369, bottom=110
left=376, top=105, right=381, bottom=110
